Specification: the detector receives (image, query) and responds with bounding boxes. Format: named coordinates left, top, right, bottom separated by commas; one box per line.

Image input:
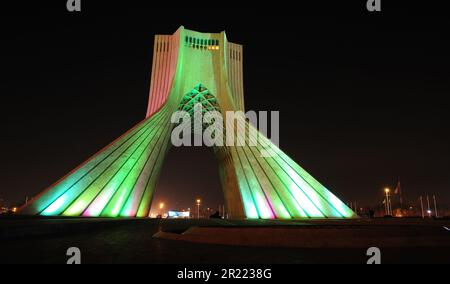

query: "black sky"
left=1, top=2, right=449, bottom=211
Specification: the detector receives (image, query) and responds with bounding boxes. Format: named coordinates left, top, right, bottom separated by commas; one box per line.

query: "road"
left=0, top=217, right=449, bottom=264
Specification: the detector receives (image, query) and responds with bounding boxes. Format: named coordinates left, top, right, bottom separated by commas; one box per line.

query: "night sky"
left=1, top=2, right=449, bottom=212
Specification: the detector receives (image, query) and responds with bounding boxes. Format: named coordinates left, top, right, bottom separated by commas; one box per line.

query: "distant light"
left=196, top=199, right=201, bottom=205
left=159, top=203, right=165, bottom=210
left=168, top=211, right=190, bottom=218
left=384, top=188, right=390, bottom=193
left=12, top=207, right=18, bottom=213
left=427, top=210, right=432, bottom=214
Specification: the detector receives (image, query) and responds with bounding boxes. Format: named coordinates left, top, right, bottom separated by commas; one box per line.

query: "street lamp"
left=196, top=199, right=201, bottom=219
left=159, top=202, right=165, bottom=217
left=384, top=188, right=391, bottom=215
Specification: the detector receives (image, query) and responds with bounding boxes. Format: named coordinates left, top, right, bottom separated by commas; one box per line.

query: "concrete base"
left=153, top=219, right=450, bottom=248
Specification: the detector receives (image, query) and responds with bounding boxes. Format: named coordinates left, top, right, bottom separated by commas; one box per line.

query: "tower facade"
left=20, top=27, right=356, bottom=219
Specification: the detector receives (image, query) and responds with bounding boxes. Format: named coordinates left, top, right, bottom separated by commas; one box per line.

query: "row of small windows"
left=184, top=36, right=220, bottom=50
left=230, top=49, right=241, bottom=61
left=156, top=41, right=170, bottom=52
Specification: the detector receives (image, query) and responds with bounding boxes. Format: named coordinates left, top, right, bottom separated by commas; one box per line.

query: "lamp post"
left=196, top=199, right=201, bottom=219
left=159, top=202, right=165, bottom=216
left=433, top=195, right=438, bottom=218
left=420, top=196, right=424, bottom=218
left=384, top=188, right=391, bottom=215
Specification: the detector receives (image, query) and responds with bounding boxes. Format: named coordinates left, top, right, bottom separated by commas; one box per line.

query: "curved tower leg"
left=20, top=106, right=173, bottom=217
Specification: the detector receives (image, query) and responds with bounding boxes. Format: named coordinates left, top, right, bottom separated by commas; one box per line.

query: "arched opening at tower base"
left=149, top=145, right=225, bottom=219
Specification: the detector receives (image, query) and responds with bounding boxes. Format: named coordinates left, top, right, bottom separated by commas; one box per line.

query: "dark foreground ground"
left=0, top=217, right=449, bottom=264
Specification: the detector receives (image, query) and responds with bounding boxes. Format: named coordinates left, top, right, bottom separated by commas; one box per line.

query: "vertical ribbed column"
left=232, top=46, right=238, bottom=109
left=230, top=44, right=236, bottom=109
left=146, top=30, right=181, bottom=118
left=146, top=37, right=160, bottom=117
left=237, top=45, right=245, bottom=111
left=227, top=45, right=233, bottom=104
left=156, top=37, right=167, bottom=111
left=227, top=43, right=245, bottom=112
left=147, top=36, right=162, bottom=117
left=164, top=35, right=174, bottom=106
left=154, top=36, right=164, bottom=115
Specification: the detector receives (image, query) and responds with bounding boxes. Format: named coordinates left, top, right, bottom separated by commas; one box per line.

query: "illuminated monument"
left=21, top=27, right=356, bottom=219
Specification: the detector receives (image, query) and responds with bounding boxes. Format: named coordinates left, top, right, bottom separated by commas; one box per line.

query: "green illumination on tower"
left=20, top=27, right=357, bottom=220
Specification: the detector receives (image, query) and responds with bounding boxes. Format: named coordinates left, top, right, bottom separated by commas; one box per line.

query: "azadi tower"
left=20, top=27, right=356, bottom=219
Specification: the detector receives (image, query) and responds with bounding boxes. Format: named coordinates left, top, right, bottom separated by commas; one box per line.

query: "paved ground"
left=0, top=217, right=449, bottom=264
